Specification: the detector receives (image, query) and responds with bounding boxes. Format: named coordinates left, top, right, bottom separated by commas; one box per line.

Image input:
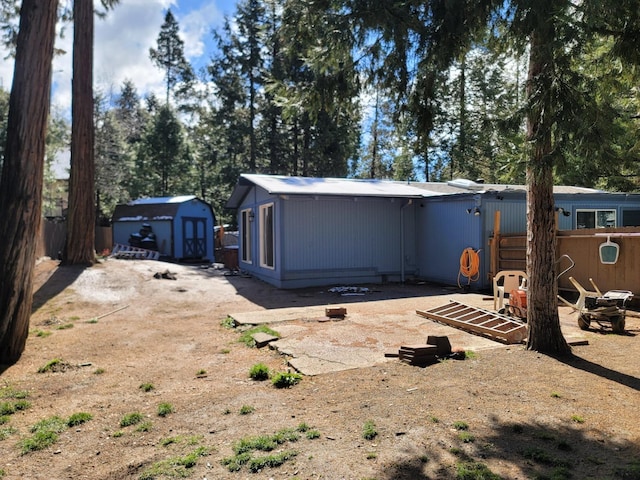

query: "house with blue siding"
left=226, top=174, right=640, bottom=290
left=112, top=196, right=216, bottom=262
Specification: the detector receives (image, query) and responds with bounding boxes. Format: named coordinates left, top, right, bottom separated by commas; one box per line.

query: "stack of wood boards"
left=398, top=336, right=453, bottom=367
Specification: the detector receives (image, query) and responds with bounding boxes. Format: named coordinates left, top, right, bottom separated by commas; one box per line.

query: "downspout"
left=401, top=199, right=413, bottom=283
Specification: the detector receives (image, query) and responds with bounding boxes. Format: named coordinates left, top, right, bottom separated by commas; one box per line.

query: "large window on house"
left=576, top=209, right=616, bottom=229
left=259, top=203, right=275, bottom=269
left=622, top=210, right=640, bottom=227
left=240, top=208, right=252, bottom=264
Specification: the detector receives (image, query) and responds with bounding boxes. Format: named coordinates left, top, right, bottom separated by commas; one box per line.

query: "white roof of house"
left=129, top=195, right=197, bottom=205
left=225, top=174, right=613, bottom=209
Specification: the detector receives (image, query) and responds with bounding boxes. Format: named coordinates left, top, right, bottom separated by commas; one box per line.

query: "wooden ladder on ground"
left=416, top=301, right=527, bottom=345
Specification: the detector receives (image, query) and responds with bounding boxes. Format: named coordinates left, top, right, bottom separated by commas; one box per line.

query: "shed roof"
left=226, top=174, right=426, bottom=208
left=112, top=195, right=204, bottom=222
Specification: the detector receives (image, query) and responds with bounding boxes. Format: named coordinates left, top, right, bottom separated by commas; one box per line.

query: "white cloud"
left=1, top=0, right=228, bottom=113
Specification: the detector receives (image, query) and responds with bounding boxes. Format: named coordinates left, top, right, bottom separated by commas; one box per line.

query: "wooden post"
left=489, top=210, right=501, bottom=281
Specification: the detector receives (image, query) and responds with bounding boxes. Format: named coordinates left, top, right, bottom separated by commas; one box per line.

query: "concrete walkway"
left=229, top=289, right=588, bottom=375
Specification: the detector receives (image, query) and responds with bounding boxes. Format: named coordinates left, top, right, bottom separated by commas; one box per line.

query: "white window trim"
left=240, top=208, right=252, bottom=264
left=259, top=203, right=275, bottom=269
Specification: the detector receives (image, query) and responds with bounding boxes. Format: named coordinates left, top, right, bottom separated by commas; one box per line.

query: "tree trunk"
left=525, top=22, right=571, bottom=355
left=0, top=0, right=59, bottom=364
left=65, top=0, right=96, bottom=265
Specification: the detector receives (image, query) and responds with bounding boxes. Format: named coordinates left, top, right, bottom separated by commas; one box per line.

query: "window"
left=622, top=210, right=640, bottom=227
left=259, top=203, right=275, bottom=268
left=576, top=209, right=616, bottom=229
left=240, top=209, right=252, bottom=263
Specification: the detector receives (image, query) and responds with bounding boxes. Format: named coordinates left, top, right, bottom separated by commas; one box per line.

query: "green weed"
left=249, top=363, right=270, bottom=381
left=139, top=383, right=154, bottom=392
left=247, top=450, right=298, bottom=473
left=239, top=405, right=254, bottom=415
left=453, top=421, right=469, bottom=431
left=135, top=421, right=153, bottom=432
left=238, top=325, right=280, bottom=347
left=67, top=412, right=93, bottom=427
left=221, top=316, right=236, bottom=329
left=458, top=432, right=475, bottom=443
left=37, top=358, right=65, bottom=373
left=19, top=416, right=68, bottom=454
left=362, top=420, right=378, bottom=440
left=271, top=371, right=302, bottom=388
left=157, top=403, right=174, bottom=417
left=120, top=412, right=144, bottom=427
left=570, top=415, right=585, bottom=423
left=139, top=447, right=210, bottom=480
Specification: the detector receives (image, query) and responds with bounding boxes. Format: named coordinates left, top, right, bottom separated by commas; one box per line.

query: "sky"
left=0, top=0, right=239, bottom=114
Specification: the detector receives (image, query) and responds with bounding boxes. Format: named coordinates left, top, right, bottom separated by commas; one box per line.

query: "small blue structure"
left=226, top=175, right=640, bottom=290
left=112, top=195, right=216, bottom=262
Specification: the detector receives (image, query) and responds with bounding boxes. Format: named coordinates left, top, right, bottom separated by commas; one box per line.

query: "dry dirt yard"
left=0, top=258, right=639, bottom=480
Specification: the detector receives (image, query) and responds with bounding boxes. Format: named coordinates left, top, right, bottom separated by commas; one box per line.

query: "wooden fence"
left=490, top=227, right=640, bottom=295
left=38, top=219, right=113, bottom=259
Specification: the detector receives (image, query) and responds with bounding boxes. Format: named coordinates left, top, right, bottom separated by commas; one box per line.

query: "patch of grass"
left=551, top=391, right=562, bottom=398
left=450, top=447, right=463, bottom=456
left=221, top=316, right=236, bottom=329
left=453, top=421, right=469, bottom=431
left=37, top=358, right=64, bottom=373
left=247, top=450, right=298, bottom=473
left=196, top=369, right=207, bottom=376
left=135, top=421, right=153, bottom=432
left=120, top=412, right=144, bottom=427
left=238, top=325, right=280, bottom=347
left=112, top=430, right=124, bottom=438
left=0, top=415, right=9, bottom=424
left=362, top=420, right=378, bottom=440
left=220, top=348, right=231, bottom=354
left=19, top=416, right=68, bottom=454
left=430, top=415, right=440, bottom=423
left=67, top=412, right=93, bottom=427
left=0, top=403, right=15, bottom=416
left=33, top=329, right=52, bottom=338
left=139, top=383, right=154, bottom=392
left=234, top=435, right=277, bottom=455
left=56, top=323, right=74, bottom=330
left=0, top=386, right=29, bottom=400
left=305, top=429, right=321, bottom=439
left=570, top=414, right=585, bottom=424
left=0, top=426, right=16, bottom=440
left=273, top=428, right=300, bottom=444
left=271, top=371, right=302, bottom=388
left=239, top=404, right=254, bottom=415
left=157, top=403, right=174, bottom=417
left=94, top=368, right=105, bottom=375
left=464, top=350, right=477, bottom=360
left=366, top=451, right=377, bottom=459
left=221, top=452, right=251, bottom=472
left=458, top=432, right=475, bottom=443
left=249, top=363, right=270, bottom=381
left=85, top=318, right=98, bottom=324
left=522, top=447, right=572, bottom=469
left=455, top=460, right=501, bottom=479
left=139, top=447, right=210, bottom=480
left=296, top=422, right=310, bottom=432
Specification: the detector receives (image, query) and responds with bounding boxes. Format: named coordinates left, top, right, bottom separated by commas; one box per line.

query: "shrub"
left=67, top=412, right=93, bottom=427
left=157, top=403, right=174, bottom=417
left=362, top=420, right=378, bottom=440
left=249, top=363, right=270, bottom=381
left=120, top=412, right=144, bottom=427
left=271, top=371, right=302, bottom=388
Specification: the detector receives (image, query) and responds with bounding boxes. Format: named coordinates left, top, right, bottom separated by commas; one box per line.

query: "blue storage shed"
left=225, top=174, right=425, bottom=288
left=112, top=195, right=216, bottom=262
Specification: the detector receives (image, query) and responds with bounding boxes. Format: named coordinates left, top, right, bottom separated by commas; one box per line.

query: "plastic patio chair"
left=493, top=270, right=529, bottom=311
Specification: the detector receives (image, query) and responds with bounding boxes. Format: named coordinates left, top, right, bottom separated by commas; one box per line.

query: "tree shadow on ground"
left=32, top=263, right=87, bottom=312
left=377, top=417, right=640, bottom=479
left=552, top=352, right=640, bottom=392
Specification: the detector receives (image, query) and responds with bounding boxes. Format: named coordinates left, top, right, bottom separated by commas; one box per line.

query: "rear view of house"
left=112, top=195, right=216, bottom=262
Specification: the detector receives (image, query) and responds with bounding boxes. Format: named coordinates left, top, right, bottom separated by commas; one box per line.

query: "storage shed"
left=112, top=195, right=216, bottom=262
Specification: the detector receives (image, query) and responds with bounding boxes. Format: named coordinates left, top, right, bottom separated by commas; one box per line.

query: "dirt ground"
left=0, top=258, right=639, bottom=480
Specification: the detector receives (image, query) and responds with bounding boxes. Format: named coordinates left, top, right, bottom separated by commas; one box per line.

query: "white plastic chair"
left=493, top=270, right=529, bottom=311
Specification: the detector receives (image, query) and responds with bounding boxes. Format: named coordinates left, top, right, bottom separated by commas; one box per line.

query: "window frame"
left=259, top=203, right=275, bottom=269
left=240, top=208, right=252, bottom=264
left=575, top=209, right=617, bottom=229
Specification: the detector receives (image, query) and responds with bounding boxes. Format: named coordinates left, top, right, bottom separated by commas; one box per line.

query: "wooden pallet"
left=416, top=301, right=527, bottom=345
left=110, top=243, right=160, bottom=260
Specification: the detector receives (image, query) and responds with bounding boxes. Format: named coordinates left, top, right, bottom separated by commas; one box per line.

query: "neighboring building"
left=112, top=195, right=216, bottom=262
left=226, top=174, right=640, bottom=290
